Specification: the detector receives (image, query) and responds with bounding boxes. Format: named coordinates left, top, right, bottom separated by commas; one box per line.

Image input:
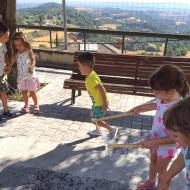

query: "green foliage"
left=166, top=41, right=190, bottom=56
left=17, top=3, right=100, bottom=28
left=39, top=44, right=47, bottom=48
left=146, top=43, right=157, bottom=52
left=16, top=2, right=190, bottom=56
left=30, top=31, right=40, bottom=38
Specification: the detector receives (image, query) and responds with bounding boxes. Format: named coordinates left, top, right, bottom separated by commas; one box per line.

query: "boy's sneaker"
left=3, top=111, right=16, bottom=118
left=87, top=129, right=101, bottom=136
left=108, top=127, right=118, bottom=140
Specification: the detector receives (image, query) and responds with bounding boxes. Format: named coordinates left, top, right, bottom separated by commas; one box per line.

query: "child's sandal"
left=22, top=105, right=29, bottom=113
left=33, top=105, right=40, bottom=114
left=137, top=180, right=156, bottom=190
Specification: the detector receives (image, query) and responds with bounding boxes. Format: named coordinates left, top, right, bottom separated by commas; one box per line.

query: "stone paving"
left=0, top=67, right=186, bottom=190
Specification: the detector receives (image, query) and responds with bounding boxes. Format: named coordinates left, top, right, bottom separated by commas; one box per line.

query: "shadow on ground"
left=38, top=99, right=154, bottom=132
left=0, top=137, right=149, bottom=190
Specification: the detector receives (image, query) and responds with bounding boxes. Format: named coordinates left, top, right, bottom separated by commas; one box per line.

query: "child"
left=77, top=52, right=118, bottom=140
left=0, top=21, right=15, bottom=118
left=157, top=97, right=190, bottom=190
left=11, top=32, right=40, bottom=114
left=127, top=64, right=189, bottom=190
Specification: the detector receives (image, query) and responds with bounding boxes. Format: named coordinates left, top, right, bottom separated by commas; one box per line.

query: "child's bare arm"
left=96, top=84, right=108, bottom=112
left=4, top=54, right=12, bottom=74
left=127, top=102, right=157, bottom=115
left=138, top=135, right=176, bottom=149
left=157, top=153, right=185, bottom=190
left=28, top=49, right=36, bottom=73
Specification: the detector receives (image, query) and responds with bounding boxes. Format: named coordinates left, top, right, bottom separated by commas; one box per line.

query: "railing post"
left=163, top=38, right=168, bottom=56
left=62, top=0, right=68, bottom=50
left=84, top=32, right=86, bottom=51
left=49, top=30, right=52, bottom=48
left=56, top=32, right=58, bottom=47
left=122, top=34, right=125, bottom=54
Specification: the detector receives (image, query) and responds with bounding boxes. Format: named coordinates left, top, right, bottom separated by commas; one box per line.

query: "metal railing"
left=17, top=24, right=190, bottom=55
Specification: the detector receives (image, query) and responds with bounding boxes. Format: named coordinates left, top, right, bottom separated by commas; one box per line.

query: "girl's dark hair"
left=163, top=96, right=190, bottom=138
left=77, top=52, right=95, bottom=69
left=149, top=64, right=190, bottom=97
left=0, top=21, right=9, bottom=37
left=12, top=32, right=31, bottom=55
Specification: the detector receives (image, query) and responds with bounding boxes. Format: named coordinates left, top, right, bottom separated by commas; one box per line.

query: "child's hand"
left=138, top=139, right=158, bottom=150
left=4, top=66, right=11, bottom=74
left=28, top=66, right=34, bottom=74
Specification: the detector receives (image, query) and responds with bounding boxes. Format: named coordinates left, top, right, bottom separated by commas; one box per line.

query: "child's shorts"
left=0, top=76, right=9, bottom=93
left=18, top=78, right=40, bottom=92
left=91, top=106, right=105, bottom=119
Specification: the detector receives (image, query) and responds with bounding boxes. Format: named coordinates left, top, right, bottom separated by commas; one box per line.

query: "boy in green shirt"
left=77, top=52, right=118, bottom=140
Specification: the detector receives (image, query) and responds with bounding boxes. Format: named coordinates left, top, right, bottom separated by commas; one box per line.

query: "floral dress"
left=16, top=50, right=39, bottom=92
left=150, top=99, right=178, bottom=159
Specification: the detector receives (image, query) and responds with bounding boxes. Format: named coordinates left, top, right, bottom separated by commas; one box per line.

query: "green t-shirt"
left=85, top=70, right=104, bottom=106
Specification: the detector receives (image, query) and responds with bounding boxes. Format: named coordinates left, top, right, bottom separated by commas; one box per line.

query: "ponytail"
left=180, top=80, right=190, bottom=98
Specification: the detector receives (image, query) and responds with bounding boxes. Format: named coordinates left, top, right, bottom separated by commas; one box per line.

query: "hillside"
left=17, top=2, right=190, bottom=34
left=17, top=2, right=100, bottom=28
left=16, top=2, right=190, bottom=56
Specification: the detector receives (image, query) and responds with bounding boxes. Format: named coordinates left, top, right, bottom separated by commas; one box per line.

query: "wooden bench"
left=63, top=52, right=190, bottom=104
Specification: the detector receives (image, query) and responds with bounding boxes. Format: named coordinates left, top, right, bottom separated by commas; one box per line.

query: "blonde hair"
left=12, top=32, right=31, bottom=55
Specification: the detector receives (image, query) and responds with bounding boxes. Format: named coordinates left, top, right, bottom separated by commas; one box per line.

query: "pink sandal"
left=22, top=105, right=29, bottom=113
left=33, top=105, right=40, bottom=114
left=137, top=180, right=156, bottom=190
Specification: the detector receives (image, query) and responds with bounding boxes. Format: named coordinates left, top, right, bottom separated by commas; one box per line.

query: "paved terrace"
left=0, top=67, right=186, bottom=190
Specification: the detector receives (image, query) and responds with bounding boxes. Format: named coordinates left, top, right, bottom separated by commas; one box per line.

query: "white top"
left=16, top=50, right=37, bottom=80
left=0, top=43, right=7, bottom=77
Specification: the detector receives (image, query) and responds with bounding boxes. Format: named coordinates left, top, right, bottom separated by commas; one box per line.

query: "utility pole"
left=62, top=0, right=68, bottom=50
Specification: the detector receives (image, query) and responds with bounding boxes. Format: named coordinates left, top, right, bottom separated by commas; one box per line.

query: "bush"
left=39, top=44, right=47, bottom=48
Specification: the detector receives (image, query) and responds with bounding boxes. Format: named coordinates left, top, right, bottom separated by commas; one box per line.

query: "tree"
left=0, top=0, right=16, bottom=42
left=0, top=0, right=17, bottom=88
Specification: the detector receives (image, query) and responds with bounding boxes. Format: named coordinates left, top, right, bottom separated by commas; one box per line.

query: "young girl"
left=157, top=97, right=190, bottom=190
left=11, top=32, right=40, bottom=113
left=127, top=64, right=189, bottom=190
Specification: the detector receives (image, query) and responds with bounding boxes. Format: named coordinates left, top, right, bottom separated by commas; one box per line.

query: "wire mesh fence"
left=16, top=0, right=190, bottom=56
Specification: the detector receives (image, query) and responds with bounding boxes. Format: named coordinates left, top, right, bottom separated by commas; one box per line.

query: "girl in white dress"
left=11, top=32, right=40, bottom=113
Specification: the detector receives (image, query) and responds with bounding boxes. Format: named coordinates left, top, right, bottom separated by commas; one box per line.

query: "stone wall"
left=34, top=48, right=74, bottom=70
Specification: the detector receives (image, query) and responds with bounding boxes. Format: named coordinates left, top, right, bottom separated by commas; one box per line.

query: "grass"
left=8, top=82, right=48, bottom=101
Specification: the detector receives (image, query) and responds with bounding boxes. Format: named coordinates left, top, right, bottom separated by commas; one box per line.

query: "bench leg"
left=71, top=90, right=76, bottom=104
left=78, top=89, right=81, bottom=96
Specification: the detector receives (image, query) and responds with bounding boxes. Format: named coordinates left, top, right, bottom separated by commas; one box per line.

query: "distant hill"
left=17, top=2, right=100, bottom=28
left=16, top=2, right=190, bottom=56
left=16, top=2, right=190, bottom=34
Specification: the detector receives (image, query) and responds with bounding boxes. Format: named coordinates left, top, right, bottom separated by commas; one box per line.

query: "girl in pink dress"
left=128, top=64, right=190, bottom=190
left=11, top=32, right=40, bottom=114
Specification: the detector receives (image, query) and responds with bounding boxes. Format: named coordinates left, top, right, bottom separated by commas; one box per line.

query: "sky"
left=17, top=0, right=190, bottom=4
